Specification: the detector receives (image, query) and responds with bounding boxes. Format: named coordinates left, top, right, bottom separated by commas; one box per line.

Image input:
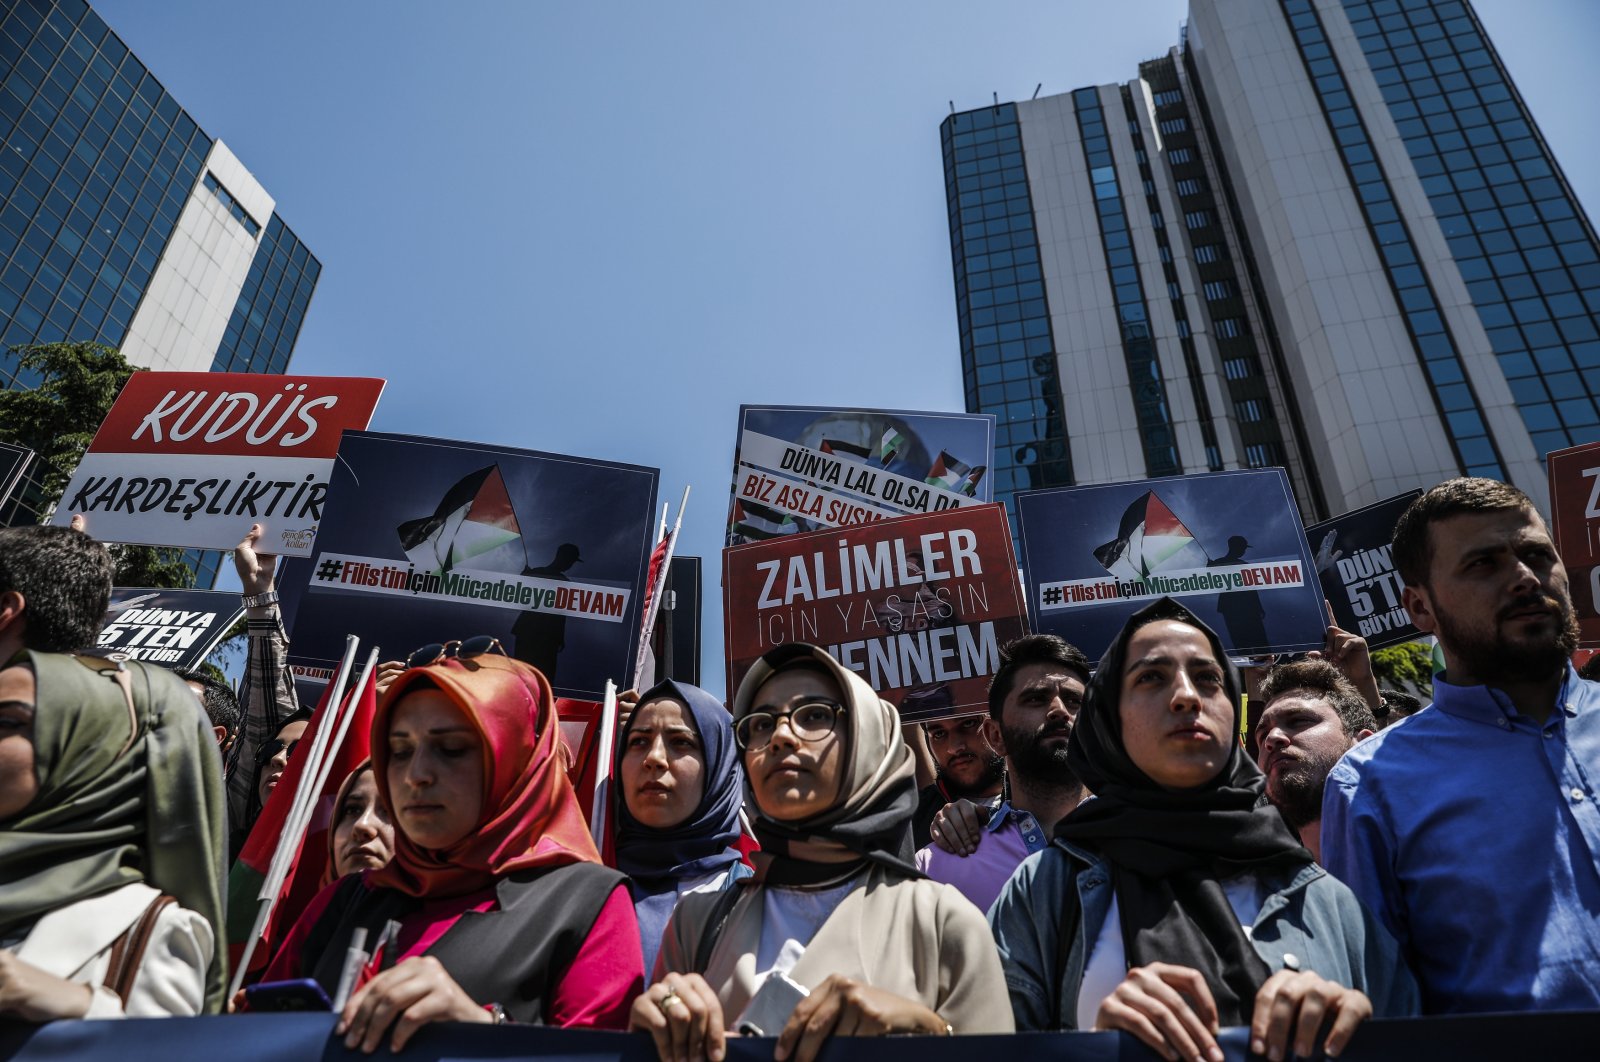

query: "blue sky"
left=96, top=0, right=1600, bottom=695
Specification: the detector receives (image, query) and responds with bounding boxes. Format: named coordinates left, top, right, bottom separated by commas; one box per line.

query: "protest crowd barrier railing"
left=2, top=1011, right=1597, bottom=1062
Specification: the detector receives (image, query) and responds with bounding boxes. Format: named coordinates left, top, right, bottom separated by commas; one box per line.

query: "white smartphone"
left=735, top=972, right=810, bottom=1037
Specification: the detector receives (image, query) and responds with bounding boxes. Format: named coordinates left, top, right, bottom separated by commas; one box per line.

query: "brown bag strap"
left=102, top=894, right=178, bottom=1008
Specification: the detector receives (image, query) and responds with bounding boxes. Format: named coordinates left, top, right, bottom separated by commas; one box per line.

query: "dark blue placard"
left=1016, top=469, right=1325, bottom=661
left=1305, top=491, right=1424, bottom=650
left=278, top=431, right=658, bottom=701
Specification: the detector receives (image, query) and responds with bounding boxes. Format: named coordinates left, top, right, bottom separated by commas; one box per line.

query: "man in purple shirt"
left=917, top=634, right=1089, bottom=913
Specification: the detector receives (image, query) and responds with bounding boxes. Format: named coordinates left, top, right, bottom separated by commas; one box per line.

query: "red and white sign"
left=53, top=372, right=384, bottom=557
left=1549, top=440, right=1600, bottom=648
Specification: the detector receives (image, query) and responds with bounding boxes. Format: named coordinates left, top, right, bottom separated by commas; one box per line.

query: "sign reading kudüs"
left=1549, top=440, right=1600, bottom=648
left=51, top=372, right=384, bottom=556
left=1304, top=491, right=1422, bottom=649
left=723, top=503, right=1026, bottom=723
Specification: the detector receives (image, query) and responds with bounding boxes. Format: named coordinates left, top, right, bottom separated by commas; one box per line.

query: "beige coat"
left=658, top=864, right=1014, bottom=1035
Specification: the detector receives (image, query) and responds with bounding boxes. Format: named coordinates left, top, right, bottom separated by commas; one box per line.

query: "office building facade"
left=943, top=0, right=1598, bottom=521
left=0, top=0, right=321, bottom=579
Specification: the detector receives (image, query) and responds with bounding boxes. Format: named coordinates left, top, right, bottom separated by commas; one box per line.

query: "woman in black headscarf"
left=989, top=599, right=1416, bottom=1062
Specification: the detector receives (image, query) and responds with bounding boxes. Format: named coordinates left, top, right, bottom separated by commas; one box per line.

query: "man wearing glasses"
left=916, top=635, right=1090, bottom=913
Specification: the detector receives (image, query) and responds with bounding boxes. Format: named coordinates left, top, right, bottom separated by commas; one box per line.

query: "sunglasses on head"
left=405, top=635, right=506, bottom=670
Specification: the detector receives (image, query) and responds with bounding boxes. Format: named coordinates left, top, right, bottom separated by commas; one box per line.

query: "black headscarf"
left=1057, top=598, right=1311, bottom=1026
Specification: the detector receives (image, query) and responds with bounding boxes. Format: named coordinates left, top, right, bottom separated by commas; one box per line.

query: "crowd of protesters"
left=0, top=475, right=1597, bottom=1061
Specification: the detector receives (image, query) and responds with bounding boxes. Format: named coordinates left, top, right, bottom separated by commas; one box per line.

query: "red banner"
left=89, top=372, right=385, bottom=458
left=1549, top=441, right=1600, bottom=648
left=723, top=504, right=1026, bottom=722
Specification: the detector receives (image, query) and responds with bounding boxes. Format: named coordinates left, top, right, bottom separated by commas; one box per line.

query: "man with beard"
left=1254, top=660, right=1375, bottom=863
left=911, top=710, right=1007, bottom=849
left=1322, top=478, right=1600, bottom=1013
left=917, top=635, right=1089, bottom=912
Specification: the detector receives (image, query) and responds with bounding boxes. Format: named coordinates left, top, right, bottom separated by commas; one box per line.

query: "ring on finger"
left=656, top=990, right=685, bottom=1015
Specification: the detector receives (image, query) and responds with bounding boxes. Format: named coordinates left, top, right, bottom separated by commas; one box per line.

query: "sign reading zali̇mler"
left=51, top=372, right=384, bottom=557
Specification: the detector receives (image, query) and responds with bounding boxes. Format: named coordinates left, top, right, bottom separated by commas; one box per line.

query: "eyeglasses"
left=735, top=700, right=847, bottom=752
left=257, top=737, right=301, bottom=766
left=406, top=635, right=506, bottom=670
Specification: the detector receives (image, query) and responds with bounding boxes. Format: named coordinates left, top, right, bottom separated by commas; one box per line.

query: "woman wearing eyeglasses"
left=630, top=643, right=1011, bottom=1062
left=260, top=653, right=643, bottom=1051
left=614, top=679, right=751, bottom=976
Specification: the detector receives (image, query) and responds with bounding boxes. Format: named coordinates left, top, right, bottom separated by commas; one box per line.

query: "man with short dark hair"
left=0, top=523, right=114, bottom=660
left=175, top=666, right=241, bottom=757
left=1254, top=660, right=1374, bottom=863
left=1322, top=477, right=1600, bottom=1013
left=917, top=634, right=1089, bottom=912
left=911, top=713, right=1006, bottom=847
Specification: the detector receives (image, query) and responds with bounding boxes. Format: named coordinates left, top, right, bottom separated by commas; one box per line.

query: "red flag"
left=226, top=671, right=378, bottom=976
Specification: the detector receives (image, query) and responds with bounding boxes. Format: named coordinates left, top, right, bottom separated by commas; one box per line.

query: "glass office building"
left=0, top=0, right=321, bottom=581
left=941, top=0, right=1597, bottom=519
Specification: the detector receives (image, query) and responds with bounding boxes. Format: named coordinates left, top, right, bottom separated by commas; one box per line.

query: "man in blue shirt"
left=1321, top=478, right=1600, bottom=1013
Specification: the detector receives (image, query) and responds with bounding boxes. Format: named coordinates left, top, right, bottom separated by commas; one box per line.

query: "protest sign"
left=1549, top=440, right=1600, bottom=647
left=1305, top=491, right=1422, bottom=649
left=96, top=587, right=243, bottom=670
left=661, top=555, right=703, bottom=686
left=1016, top=469, right=1324, bottom=660
left=0, top=440, right=32, bottom=519
left=280, top=431, right=659, bottom=701
left=50, top=371, right=384, bottom=556
left=726, top=405, right=996, bottom=545
left=724, top=503, right=1026, bottom=722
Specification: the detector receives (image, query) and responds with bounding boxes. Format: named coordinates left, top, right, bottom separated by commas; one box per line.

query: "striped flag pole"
left=632, top=485, right=690, bottom=690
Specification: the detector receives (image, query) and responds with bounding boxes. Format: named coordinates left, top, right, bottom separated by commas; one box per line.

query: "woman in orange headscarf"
left=260, top=654, right=643, bottom=1049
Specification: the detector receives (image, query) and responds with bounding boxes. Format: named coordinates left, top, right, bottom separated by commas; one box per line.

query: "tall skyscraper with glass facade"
left=0, top=0, right=321, bottom=580
left=943, top=0, right=1598, bottom=523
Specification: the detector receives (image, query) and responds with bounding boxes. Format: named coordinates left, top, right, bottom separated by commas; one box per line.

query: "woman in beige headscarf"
left=630, top=643, right=1011, bottom=1062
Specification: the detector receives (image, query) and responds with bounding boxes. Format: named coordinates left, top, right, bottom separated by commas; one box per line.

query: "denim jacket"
left=988, top=838, right=1420, bottom=1031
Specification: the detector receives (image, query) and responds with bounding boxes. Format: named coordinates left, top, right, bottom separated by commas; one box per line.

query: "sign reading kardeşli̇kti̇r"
left=50, top=372, right=385, bottom=557
left=723, top=503, right=1027, bottom=723
left=1549, top=440, right=1600, bottom=648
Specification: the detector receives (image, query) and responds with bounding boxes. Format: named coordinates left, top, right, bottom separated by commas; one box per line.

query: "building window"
left=1224, top=356, right=1254, bottom=380
left=1159, top=117, right=1190, bottom=135
left=1185, top=209, right=1214, bottom=229
left=1176, top=178, right=1205, bottom=196
left=1215, top=317, right=1245, bottom=338
left=202, top=172, right=262, bottom=238
left=1203, top=279, right=1239, bottom=301
left=1152, top=89, right=1185, bottom=107
left=1235, top=399, right=1266, bottom=422
left=1168, top=147, right=1194, bottom=164
left=1193, top=243, right=1223, bottom=263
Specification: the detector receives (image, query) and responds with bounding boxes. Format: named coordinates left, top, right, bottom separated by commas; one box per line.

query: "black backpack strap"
left=691, top=880, right=748, bottom=976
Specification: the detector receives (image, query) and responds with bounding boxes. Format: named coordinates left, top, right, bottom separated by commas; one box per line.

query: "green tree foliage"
left=1371, top=639, right=1434, bottom=696
left=0, top=342, right=193, bottom=588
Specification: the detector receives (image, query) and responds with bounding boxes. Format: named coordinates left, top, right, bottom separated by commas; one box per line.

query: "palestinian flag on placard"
left=397, top=464, right=524, bottom=574
left=879, top=427, right=907, bottom=467
left=731, top=499, right=798, bottom=541
left=1093, top=490, right=1211, bottom=582
left=225, top=671, right=377, bottom=979
left=820, top=438, right=872, bottom=460
left=958, top=465, right=987, bottom=497
left=926, top=450, right=978, bottom=492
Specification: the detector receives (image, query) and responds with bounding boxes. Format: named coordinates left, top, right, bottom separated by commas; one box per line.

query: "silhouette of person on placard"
left=512, top=543, right=582, bottom=684
left=1208, top=534, right=1268, bottom=654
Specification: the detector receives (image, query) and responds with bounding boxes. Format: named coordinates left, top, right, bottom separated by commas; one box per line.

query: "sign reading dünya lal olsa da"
left=51, top=372, right=385, bottom=557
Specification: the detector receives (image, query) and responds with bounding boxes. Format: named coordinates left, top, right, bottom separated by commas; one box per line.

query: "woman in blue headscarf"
left=614, top=679, right=750, bottom=975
